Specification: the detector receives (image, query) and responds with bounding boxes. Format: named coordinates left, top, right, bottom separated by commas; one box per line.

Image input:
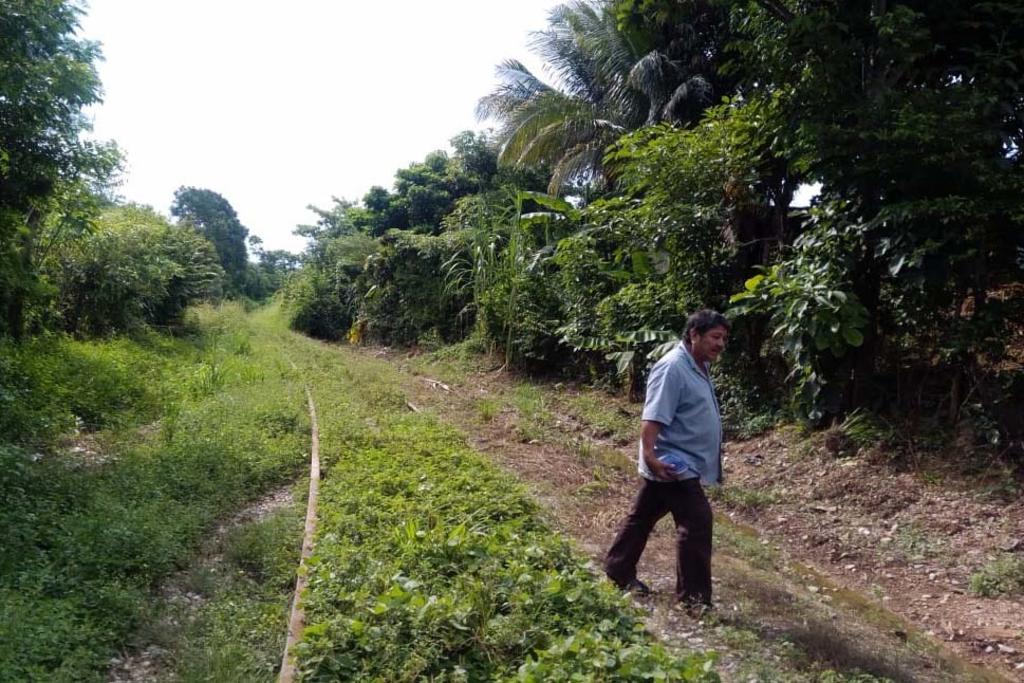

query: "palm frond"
left=476, top=59, right=553, bottom=121
left=548, top=143, right=604, bottom=194
left=663, top=76, right=712, bottom=121
left=479, top=0, right=720, bottom=192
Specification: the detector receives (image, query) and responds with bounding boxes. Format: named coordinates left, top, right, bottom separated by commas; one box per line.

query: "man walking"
left=604, top=309, right=729, bottom=611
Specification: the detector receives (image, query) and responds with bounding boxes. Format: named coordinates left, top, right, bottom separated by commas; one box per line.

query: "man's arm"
left=641, top=420, right=674, bottom=481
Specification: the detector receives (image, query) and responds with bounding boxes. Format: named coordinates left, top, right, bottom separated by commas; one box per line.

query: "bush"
left=969, top=555, right=1024, bottom=598
left=281, top=268, right=356, bottom=341
left=478, top=263, right=567, bottom=368
left=47, top=205, right=224, bottom=335
left=359, top=230, right=470, bottom=345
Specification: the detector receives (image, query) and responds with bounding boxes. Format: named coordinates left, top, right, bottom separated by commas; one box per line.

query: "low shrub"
left=281, top=268, right=356, bottom=341
left=360, top=231, right=471, bottom=345
left=969, top=555, right=1024, bottom=598
left=0, top=332, right=186, bottom=446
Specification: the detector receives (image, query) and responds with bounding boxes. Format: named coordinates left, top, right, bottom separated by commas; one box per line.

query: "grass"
left=409, top=333, right=497, bottom=385
left=476, top=397, right=501, bottom=422
left=509, top=383, right=552, bottom=423
left=891, top=523, right=943, bottom=563
left=0, top=330, right=185, bottom=446
left=0, top=304, right=308, bottom=681
left=709, top=484, right=779, bottom=512
left=564, top=390, right=636, bottom=441
left=169, top=501, right=304, bottom=682
left=714, top=519, right=779, bottom=573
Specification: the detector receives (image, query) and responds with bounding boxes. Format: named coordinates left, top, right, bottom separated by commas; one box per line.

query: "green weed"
left=514, top=420, right=544, bottom=443
left=575, top=479, right=610, bottom=496
left=476, top=397, right=501, bottom=422
left=711, top=485, right=779, bottom=512
left=575, top=437, right=594, bottom=461
left=0, top=333, right=186, bottom=445
left=969, top=554, right=1024, bottom=598
left=188, top=358, right=227, bottom=398
left=565, top=391, right=635, bottom=440
left=172, top=504, right=303, bottom=682
left=224, top=507, right=303, bottom=590
left=510, top=383, right=550, bottom=422
left=714, top=521, right=778, bottom=572
left=892, top=524, right=941, bottom=562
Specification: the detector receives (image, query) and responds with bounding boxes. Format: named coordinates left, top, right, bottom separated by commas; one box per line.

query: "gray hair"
left=683, top=309, right=730, bottom=342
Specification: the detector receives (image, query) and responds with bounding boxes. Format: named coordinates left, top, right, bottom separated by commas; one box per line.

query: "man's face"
left=690, top=325, right=728, bottom=363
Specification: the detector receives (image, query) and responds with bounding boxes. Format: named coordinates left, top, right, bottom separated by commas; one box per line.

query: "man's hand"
left=640, top=420, right=674, bottom=481
left=644, top=452, right=676, bottom=481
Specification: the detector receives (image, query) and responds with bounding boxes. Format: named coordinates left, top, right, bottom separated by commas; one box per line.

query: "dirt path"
left=382, top=350, right=1020, bottom=682
left=724, top=432, right=1024, bottom=675
left=107, top=485, right=295, bottom=682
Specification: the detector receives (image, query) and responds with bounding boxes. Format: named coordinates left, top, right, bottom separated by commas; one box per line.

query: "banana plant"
left=573, top=329, right=679, bottom=397
left=443, top=190, right=579, bottom=368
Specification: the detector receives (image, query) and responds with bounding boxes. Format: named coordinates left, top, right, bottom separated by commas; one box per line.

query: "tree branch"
left=754, top=0, right=795, bottom=24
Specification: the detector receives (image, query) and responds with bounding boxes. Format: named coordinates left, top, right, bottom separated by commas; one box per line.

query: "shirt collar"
left=677, top=341, right=709, bottom=376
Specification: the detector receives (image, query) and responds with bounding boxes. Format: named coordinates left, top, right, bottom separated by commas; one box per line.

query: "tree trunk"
left=849, top=256, right=881, bottom=409
left=5, top=295, right=24, bottom=341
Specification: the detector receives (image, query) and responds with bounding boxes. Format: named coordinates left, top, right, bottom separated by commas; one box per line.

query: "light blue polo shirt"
left=638, top=342, right=723, bottom=485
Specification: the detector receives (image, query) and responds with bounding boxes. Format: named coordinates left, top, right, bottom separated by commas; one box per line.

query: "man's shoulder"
left=652, top=346, right=686, bottom=370
left=647, top=348, right=685, bottom=384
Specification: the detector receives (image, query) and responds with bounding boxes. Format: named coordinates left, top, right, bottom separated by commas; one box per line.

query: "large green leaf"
left=744, top=273, right=765, bottom=291
left=841, top=327, right=864, bottom=347
left=516, top=191, right=577, bottom=218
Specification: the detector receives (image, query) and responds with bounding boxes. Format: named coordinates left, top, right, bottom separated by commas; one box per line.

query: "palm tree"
left=477, top=0, right=721, bottom=194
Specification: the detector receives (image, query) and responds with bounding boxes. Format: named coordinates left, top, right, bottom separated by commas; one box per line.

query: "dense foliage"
left=286, top=0, right=1023, bottom=460
left=171, top=186, right=296, bottom=300
left=45, top=205, right=224, bottom=335
left=0, top=0, right=119, bottom=338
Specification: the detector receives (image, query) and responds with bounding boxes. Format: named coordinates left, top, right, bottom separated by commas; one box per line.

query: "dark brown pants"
left=604, top=477, right=713, bottom=605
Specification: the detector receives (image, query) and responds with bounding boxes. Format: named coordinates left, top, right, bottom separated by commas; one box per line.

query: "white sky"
left=79, top=1, right=558, bottom=254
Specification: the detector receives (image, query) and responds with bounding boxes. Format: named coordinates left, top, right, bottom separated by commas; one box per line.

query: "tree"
left=241, top=234, right=300, bottom=300
left=295, top=197, right=360, bottom=252
left=170, top=187, right=250, bottom=294
left=296, top=133, right=516, bottom=242
left=721, top=0, right=1024, bottom=418
left=0, top=0, right=117, bottom=338
left=46, top=205, right=223, bottom=335
left=478, top=0, right=728, bottom=193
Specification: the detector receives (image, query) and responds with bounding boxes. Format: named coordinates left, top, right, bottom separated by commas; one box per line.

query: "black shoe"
left=623, top=578, right=651, bottom=596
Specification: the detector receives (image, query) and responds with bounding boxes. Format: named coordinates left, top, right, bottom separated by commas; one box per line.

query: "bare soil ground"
left=381, top=347, right=1022, bottom=682
left=728, top=432, right=1024, bottom=676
